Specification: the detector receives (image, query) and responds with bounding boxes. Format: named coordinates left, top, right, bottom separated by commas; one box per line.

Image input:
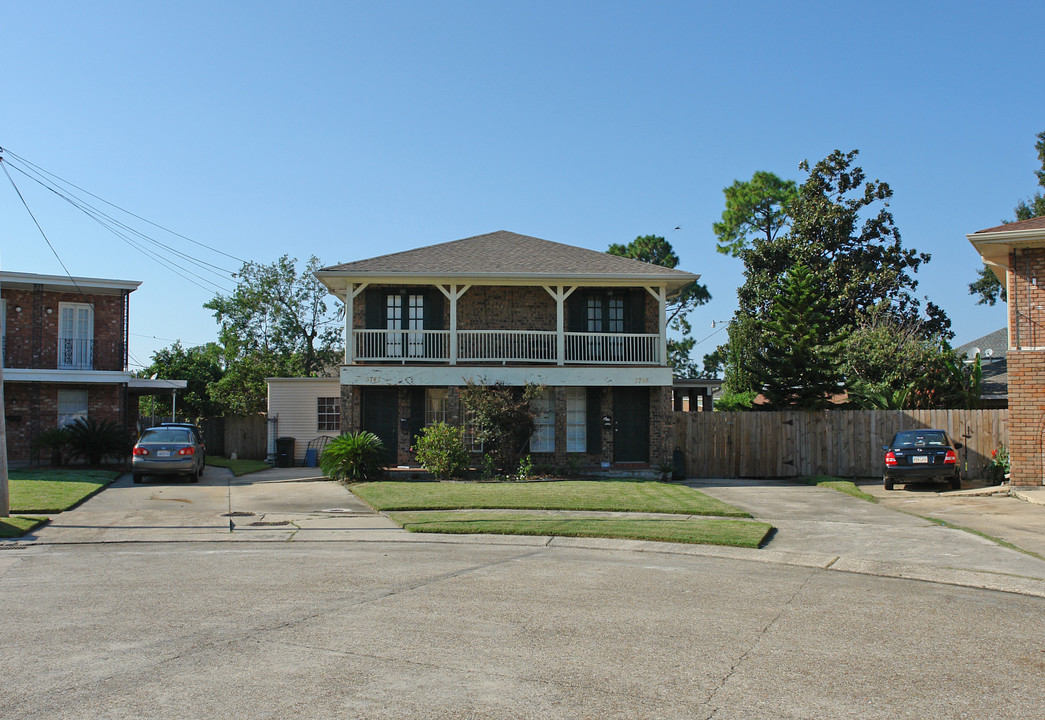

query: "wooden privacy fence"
left=674, top=409, right=1009, bottom=479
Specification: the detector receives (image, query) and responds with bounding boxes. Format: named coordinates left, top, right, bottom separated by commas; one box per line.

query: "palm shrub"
left=413, top=422, right=470, bottom=479
left=33, top=427, right=72, bottom=466
left=65, top=418, right=134, bottom=466
left=320, top=431, right=387, bottom=482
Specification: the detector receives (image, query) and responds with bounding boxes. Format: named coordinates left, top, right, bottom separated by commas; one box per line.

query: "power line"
left=1, top=147, right=247, bottom=265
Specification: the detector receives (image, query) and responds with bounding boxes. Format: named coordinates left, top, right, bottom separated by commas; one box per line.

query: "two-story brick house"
left=969, top=217, right=1045, bottom=486
left=311, top=231, right=700, bottom=470
left=1, top=271, right=182, bottom=465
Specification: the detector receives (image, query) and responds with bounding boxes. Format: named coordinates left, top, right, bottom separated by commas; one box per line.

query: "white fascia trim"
left=315, top=272, right=697, bottom=295
left=127, top=378, right=189, bottom=390
left=340, top=365, right=674, bottom=387
left=0, top=271, right=142, bottom=293
left=967, top=229, right=1045, bottom=244
left=3, top=369, right=134, bottom=383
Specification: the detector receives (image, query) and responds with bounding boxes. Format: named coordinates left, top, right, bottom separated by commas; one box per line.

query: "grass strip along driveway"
left=352, top=480, right=772, bottom=548
left=2, top=469, right=121, bottom=538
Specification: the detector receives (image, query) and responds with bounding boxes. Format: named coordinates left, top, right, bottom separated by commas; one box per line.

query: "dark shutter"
left=408, top=388, right=426, bottom=449
left=365, top=288, right=384, bottom=329
left=566, top=290, right=587, bottom=332
left=586, top=387, right=602, bottom=455
left=627, top=289, right=646, bottom=334
left=425, top=289, right=445, bottom=330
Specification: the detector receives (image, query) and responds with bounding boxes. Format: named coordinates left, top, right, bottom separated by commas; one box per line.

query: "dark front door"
left=362, top=389, right=398, bottom=463
left=613, top=387, right=649, bottom=462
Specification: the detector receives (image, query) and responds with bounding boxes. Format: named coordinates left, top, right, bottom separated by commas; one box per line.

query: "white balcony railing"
left=352, top=329, right=661, bottom=365
left=458, top=330, right=557, bottom=363
left=354, top=329, right=450, bottom=362
left=564, top=332, right=660, bottom=365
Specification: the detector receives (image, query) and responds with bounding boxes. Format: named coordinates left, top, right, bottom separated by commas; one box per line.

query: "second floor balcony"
left=2, top=337, right=127, bottom=372
left=352, top=329, right=662, bottom=365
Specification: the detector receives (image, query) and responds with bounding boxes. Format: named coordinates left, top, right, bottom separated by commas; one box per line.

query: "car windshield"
left=892, top=431, right=948, bottom=447
left=139, top=429, right=192, bottom=444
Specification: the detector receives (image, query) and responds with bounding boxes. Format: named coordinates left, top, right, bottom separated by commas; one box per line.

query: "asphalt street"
left=1, top=468, right=1044, bottom=719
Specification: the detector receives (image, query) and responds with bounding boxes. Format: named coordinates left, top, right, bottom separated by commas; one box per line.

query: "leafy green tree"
left=721, top=150, right=950, bottom=399
left=748, top=264, right=847, bottom=409
left=459, top=381, right=544, bottom=473
left=203, top=255, right=342, bottom=414
left=606, top=235, right=710, bottom=376
left=138, top=341, right=224, bottom=420
left=713, top=171, right=798, bottom=257
left=969, top=129, right=1045, bottom=305
left=205, top=255, right=342, bottom=378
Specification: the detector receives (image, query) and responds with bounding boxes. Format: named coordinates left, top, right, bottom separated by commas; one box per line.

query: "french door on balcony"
left=365, top=288, right=444, bottom=360
left=58, top=303, right=94, bottom=370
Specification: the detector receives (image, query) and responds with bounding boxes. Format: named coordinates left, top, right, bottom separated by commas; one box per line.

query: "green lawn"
left=9, top=469, right=120, bottom=513
left=802, top=475, right=878, bottom=503
left=352, top=480, right=752, bottom=517
left=0, top=516, right=48, bottom=539
left=206, top=457, right=271, bottom=476
left=389, top=511, right=772, bottom=548
left=352, top=479, right=769, bottom=548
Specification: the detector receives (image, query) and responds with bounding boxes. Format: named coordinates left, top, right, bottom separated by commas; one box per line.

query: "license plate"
left=157, top=450, right=171, bottom=458
left=912, top=455, right=928, bottom=464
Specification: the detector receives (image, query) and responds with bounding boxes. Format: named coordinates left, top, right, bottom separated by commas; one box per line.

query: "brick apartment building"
left=1, top=271, right=183, bottom=466
left=969, top=217, right=1045, bottom=486
left=294, top=231, right=700, bottom=470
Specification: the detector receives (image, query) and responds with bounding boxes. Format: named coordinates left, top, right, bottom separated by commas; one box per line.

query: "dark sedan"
left=883, top=429, right=962, bottom=491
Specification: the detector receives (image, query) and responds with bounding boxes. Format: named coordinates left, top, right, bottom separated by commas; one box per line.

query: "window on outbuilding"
left=317, top=397, right=341, bottom=431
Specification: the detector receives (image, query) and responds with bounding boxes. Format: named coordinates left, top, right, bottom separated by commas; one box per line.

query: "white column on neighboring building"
left=344, top=283, right=354, bottom=364
left=437, top=284, right=470, bottom=365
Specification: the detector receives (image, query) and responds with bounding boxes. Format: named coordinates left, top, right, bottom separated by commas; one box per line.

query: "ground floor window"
left=530, top=389, right=555, bottom=453
left=57, top=389, right=88, bottom=428
left=317, top=397, right=341, bottom=431
left=425, top=388, right=447, bottom=425
left=566, top=387, right=586, bottom=452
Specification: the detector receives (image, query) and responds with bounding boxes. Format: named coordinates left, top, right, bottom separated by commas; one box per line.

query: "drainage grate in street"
left=249, top=520, right=292, bottom=527
left=222, top=511, right=256, bottom=517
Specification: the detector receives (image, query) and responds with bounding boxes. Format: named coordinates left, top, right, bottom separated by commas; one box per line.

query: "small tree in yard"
left=413, top=422, right=470, bottom=479
left=459, top=381, right=544, bottom=474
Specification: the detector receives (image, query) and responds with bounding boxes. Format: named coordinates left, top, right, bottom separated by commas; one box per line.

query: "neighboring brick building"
left=304, top=231, right=699, bottom=470
left=969, top=217, right=1045, bottom=486
left=2, top=271, right=184, bottom=466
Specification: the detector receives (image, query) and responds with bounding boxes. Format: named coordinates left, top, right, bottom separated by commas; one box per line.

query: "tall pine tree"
left=749, top=264, right=846, bottom=409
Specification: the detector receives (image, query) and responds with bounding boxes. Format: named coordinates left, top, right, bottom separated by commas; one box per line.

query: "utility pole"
left=0, top=275, right=9, bottom=517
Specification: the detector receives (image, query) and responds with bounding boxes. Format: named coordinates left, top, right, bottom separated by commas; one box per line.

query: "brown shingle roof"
left=974, top=217, right=1045, bottom=234
left=320, top=231, right=696, bottom=279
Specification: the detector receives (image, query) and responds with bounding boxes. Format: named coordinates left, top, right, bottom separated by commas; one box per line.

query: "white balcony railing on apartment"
left=352, top=329, right=662, bottom=365
left=457, top=330, right=557, bottom=363
left=564, top=332, right=660, bottom=364
left=354, top=329, right=450, bottom=362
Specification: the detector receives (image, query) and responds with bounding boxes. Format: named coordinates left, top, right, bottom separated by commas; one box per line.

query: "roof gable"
left=320, top=231, right=696, bottom=279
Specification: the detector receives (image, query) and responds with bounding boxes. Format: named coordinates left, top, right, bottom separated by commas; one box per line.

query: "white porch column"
left=346, top=282, right=369, bottom=365
left=657, top=286, right=667, bottom=366
left=436, top=284, right=470, bottom=365
left=544, top=285, right=576, bottom=366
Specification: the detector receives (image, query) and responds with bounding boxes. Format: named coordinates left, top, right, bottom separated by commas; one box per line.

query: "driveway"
left=17, top=466, right=1045, bottom=598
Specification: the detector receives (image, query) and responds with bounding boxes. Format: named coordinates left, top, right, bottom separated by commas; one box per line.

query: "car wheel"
left=884, top=476, right=894, bottom=491
left=950, top=475, right=961, bottom=491
left=133, top=473, right=143, bottom=484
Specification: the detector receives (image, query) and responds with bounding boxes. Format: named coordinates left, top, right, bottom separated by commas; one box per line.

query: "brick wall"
left=3, top=382, right=128, bottom=464
left=1008, top=249, right=1045, bottom=349
left=1006, top=351, right=1045, bottom=486
left=2, top=288, right=127, bottom=370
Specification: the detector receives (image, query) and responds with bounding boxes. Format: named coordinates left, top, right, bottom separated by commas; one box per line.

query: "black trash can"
left=275, top=437, right=295, bottom=468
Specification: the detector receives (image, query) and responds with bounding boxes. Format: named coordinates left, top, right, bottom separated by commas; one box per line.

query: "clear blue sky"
left=3, top=0, right=1041, bottom=372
